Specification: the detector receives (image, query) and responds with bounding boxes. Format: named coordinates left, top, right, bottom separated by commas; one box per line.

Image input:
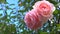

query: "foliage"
left=0, top=0, right=60, bottom=34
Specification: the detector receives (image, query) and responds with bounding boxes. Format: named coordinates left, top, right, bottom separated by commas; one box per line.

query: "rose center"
left=40, top=3, right=51, bottom=12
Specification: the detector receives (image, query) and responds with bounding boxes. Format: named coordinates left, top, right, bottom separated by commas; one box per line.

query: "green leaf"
left=40, top=32, right=49, bottom=34
left=0, top=0, right=6, bottom=3
left=48, top=0, right=58, bottom=5
left=0, top=14, right=2, bottom=16
left=56, top=24, right=60, bottom=29
left=4, top=24, right=16, bottom=34
left=53, top=10, right=58, bottom=15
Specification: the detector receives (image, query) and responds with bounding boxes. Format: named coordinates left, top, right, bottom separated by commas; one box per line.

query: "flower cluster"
left=24, top=0, right=55, bottom=30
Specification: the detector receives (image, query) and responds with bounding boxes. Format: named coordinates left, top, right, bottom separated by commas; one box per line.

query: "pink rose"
left=24, top=8, right=52, bottom=30
left=24, top=0, right=55, bottom=30
left=24, top=9, right=44, bottom=30
left=33, top=1, right=55, bottom=19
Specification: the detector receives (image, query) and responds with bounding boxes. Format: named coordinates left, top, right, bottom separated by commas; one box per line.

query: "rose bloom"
left=24, top=9, right=43, bottom=30
left=24, top=0, right=55, bottom=30
left=33, top=1, right=55, bottom=19
left=24, top=9, right=53, bottom=30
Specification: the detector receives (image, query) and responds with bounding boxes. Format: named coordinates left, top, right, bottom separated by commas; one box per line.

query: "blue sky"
left=6, top=0, right=19, bottom=4
left=0, top=0, right=22, bottom=25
